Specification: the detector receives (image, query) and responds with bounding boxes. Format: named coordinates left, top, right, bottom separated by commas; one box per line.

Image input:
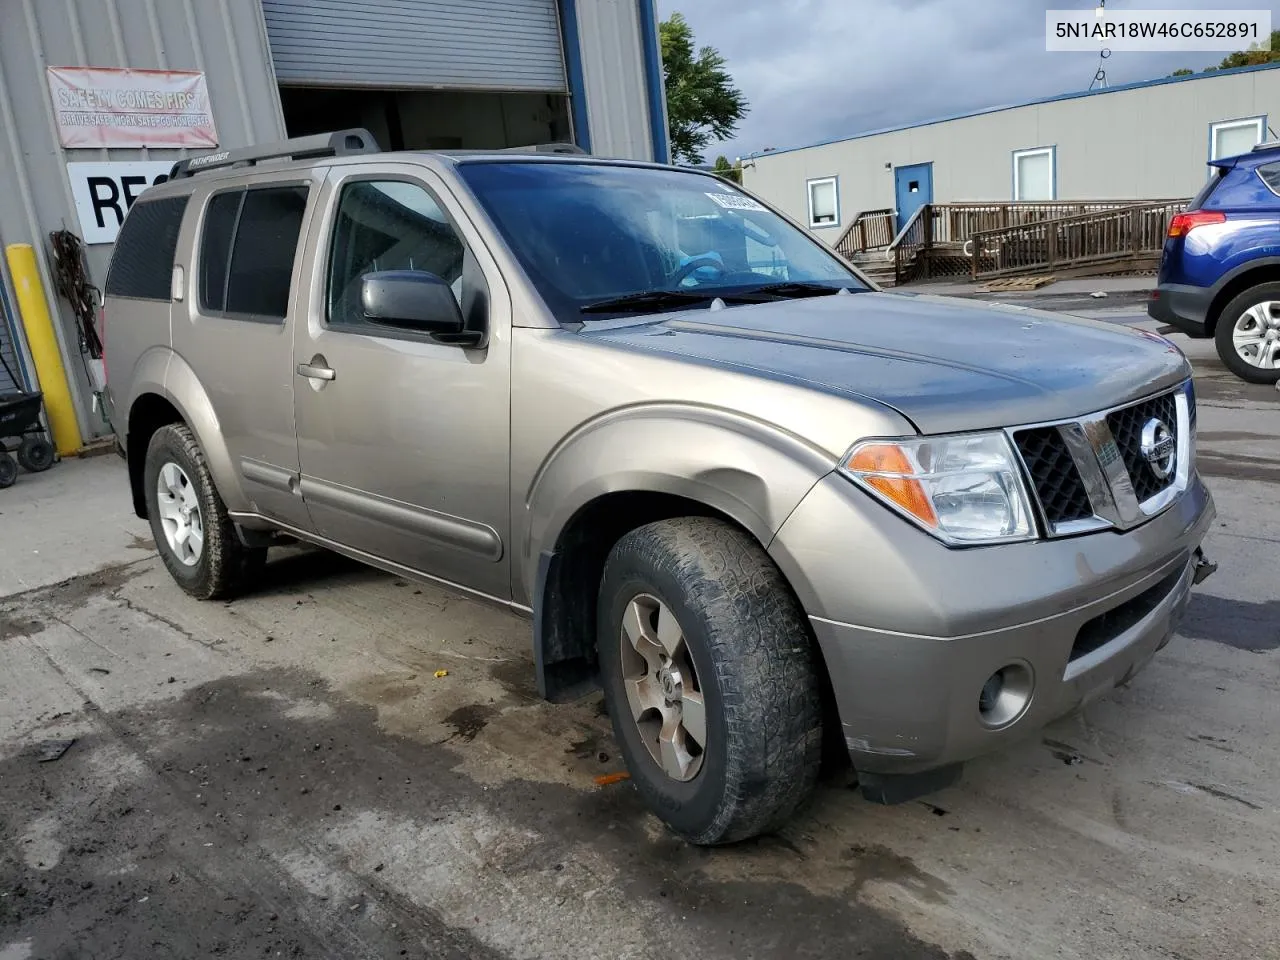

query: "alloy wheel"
left=619, top=593, right=707, bottom=782
left=156, top=461, right=204, bottom=566
left=1233, top=302, right=1280, bottom=369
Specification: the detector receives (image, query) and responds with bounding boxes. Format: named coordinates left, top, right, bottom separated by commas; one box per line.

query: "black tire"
left=16, top=436, right=55, bottom=472
left=1214, top=284, right=1280, bottom=385
left=597, top=517, right=823, bottom=845
left=0, top=452, right=16, bottom=489
left=143, top=423, right=266, bottom=600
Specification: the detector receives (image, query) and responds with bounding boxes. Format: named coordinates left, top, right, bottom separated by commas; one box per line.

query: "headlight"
left=840, top=432, right=1036, bottom=545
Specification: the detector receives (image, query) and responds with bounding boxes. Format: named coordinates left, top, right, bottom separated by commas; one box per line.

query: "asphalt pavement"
left=1, top=304, right=1277, bottom=960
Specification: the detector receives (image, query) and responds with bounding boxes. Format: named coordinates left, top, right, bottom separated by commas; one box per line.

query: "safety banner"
left=46, top=66, right=218, bottom=149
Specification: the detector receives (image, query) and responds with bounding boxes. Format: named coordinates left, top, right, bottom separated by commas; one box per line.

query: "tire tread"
left=601, top=517, right=823, bottom=845
left=145, top=423, right=264, bottom=600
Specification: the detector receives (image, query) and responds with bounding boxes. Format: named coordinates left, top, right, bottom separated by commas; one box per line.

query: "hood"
left=581, top=291, right=1191, bottom=435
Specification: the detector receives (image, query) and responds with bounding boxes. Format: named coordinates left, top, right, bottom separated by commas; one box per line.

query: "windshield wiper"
left=579, top=282, right=862, bottom=315
left=579, top=290, right=719, bottom=314
left=743, top=281, right=858, bottom=299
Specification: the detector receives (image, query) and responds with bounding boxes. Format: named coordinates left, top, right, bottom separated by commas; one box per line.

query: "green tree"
left=659, top=13, right=748, bottom=165
left=712, top=154, right=742, bottom=184
left=1170, top=29, right=1280, bottom=75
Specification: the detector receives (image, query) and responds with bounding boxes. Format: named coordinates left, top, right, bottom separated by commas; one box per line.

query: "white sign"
left=66, top=161, right=175, bottom=244
left=1046, top=9, right=1272, bottom=52
left=705, top=192, right=766, bottom=212
left=47, top=66, right=218, bottom=149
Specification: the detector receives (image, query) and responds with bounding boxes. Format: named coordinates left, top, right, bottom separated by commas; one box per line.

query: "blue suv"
left=1149, top=141, right=1280, bottom=384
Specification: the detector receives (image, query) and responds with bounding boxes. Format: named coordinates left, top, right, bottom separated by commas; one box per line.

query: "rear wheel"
left=0, top=452, right=16, bottom=489
left=144, top=423, right=266, bottom=600
left=16, top=437, right=55, bottom=472
left=597, top=517, right=823, bottom=845
left=1214, top=284, right=1280, bottom=384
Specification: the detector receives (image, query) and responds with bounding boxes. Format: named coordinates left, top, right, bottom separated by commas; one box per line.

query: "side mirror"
left=361, top=270, right=479, bottom=345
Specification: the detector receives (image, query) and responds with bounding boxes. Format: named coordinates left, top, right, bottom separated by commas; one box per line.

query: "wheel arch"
left=1205, top=258, right=1280, bottom=335
left=125, top=353, right=245, bottom=519
left=524, top=405, right=839, bottom=704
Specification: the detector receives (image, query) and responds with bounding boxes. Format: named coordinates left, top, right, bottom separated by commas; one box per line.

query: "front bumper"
left=769, top=472, right=1216, bottom=775
left=1148, top=283, right=1213, bottom=337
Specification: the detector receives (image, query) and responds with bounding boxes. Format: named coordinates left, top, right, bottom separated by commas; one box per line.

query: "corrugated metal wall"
left=0, top=0, right=286, bottom=439
left=0, top=288, right=27, bottom=395
left=576, top=0, right=654, bottom=161
left=263, top=0, right=567, bottom=92
left=744, top=65, right=1280, bottom=242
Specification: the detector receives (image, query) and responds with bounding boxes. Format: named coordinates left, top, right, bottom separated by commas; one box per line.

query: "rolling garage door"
left=262, top=0, right=568, bottom=92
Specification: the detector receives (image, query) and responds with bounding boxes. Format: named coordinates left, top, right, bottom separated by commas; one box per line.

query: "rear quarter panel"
left=106, top=296, right=172, bottom=444
left=1164, top=165, right=1280, bottom=288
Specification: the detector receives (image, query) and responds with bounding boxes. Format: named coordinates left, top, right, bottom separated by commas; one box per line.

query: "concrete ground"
left=1, top=314, right=1278, bottom=959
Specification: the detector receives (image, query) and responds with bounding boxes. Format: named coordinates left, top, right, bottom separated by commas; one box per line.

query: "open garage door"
left=265, top=0, right=572, bottom=152
left=262, top=0, right=567, bottom=93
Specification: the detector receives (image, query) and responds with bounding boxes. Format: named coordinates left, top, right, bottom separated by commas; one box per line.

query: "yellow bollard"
left=5, top=243, right=83, bottom=456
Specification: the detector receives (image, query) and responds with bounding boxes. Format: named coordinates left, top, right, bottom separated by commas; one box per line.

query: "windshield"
left=454, top=161, right=866, bottom=321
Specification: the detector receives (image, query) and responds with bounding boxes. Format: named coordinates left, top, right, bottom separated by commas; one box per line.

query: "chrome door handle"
left=296, top=362, right=335, bottom=381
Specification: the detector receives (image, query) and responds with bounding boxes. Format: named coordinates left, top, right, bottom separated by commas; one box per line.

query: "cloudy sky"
left=656, top=0, right=1279, bottom=161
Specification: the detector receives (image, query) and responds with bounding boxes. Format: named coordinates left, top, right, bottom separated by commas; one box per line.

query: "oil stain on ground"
left=0, top=669, right=973, bottom=960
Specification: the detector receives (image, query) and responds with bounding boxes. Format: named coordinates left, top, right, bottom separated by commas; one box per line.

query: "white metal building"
left=741, top=62, right=1280, bottom=244
left=0, top=0, right=669, bottom=440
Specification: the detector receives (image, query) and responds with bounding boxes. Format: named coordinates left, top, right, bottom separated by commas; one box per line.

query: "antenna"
left=1088, top=0, right=1111, bottom=91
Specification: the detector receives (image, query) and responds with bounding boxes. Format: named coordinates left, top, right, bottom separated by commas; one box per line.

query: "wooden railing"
left=891, top=205, right=932, bottom=282
left=835, top=208, right=895, bottom=258
left=967, top=200, right=1189, bottom=280
left=842, top=199, right=1188, bottom=284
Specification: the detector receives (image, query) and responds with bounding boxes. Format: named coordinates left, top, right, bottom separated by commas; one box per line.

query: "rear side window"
left=105, top=196, right=189, bottom=301
left=1258, top=162, right=1280, bottom=198
left=198, top=185, right=308, bottom=321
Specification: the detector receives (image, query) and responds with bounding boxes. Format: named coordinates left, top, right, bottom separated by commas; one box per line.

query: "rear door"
left=290, top=161, right=513, bottom=600
left=172, top=175, right=318, bottom=528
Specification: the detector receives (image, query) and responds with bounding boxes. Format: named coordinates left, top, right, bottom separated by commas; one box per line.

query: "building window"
left=1013, top=147, right=1055, bottom=202
left=807, top=177, right=839, bottom=228
left=1210, top=117, right=1264, bottom=161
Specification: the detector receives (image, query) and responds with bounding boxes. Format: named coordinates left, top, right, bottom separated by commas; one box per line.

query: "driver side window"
left=327, top=179, right=466, bottom=329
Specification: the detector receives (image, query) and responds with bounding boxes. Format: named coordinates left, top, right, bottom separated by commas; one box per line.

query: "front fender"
left=162, top=352, right=250, bottom=512
left=522, top=402, right=838, bottom=601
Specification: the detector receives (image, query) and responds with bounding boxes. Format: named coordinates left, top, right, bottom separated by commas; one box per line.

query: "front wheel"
left=1214, top=284, right=1280, bottom=384
left=0, top=452, right=16, bottom=489
left=597, top=517, right=823, bottom=845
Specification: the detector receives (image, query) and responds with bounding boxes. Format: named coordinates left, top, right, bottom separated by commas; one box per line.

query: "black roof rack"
left=169, top=128, right=382, bottom=179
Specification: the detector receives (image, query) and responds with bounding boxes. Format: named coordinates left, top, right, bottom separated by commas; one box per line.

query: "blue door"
left=894, top=163, right=934, bottom=231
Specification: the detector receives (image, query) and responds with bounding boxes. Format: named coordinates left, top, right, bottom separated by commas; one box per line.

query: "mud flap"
left=857, top=763, right=964, bottom=805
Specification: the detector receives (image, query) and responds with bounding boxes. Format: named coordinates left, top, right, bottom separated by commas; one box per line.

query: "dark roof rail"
left=499, top=142, right=588, bottom=154
left=169, top=128, right=382, bottom=179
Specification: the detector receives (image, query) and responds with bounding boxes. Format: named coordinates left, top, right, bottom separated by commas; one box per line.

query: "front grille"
left=1106, top=391, right=1179, bottom=504
left=1070, top=566, right=1184, bottom=662
left=1013, top=427, right=1093, bottom=526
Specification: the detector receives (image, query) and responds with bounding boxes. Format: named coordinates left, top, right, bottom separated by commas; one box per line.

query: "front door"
left=894, top=163, right=934, bottom=231
left=291, top=163, right=512, bottom=601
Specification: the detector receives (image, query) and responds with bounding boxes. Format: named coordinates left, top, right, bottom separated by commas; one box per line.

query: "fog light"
left=977, top=662, right=1034, bottom=728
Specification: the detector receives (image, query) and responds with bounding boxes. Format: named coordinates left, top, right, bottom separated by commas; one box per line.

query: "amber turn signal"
left=845, top=444, right=939, bottom=528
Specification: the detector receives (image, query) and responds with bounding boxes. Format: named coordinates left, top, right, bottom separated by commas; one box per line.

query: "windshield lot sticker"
left=705, top=192, right=766, bottom=211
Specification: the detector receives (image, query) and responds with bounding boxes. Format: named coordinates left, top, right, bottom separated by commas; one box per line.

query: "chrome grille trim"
left=1007, top=380, right=1193, bottom=538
